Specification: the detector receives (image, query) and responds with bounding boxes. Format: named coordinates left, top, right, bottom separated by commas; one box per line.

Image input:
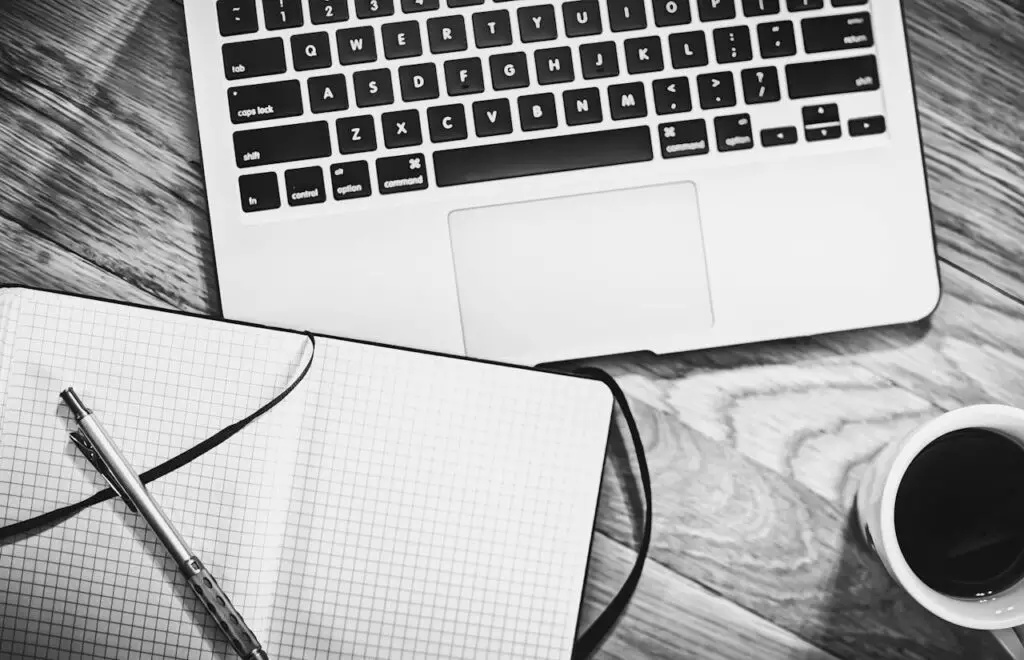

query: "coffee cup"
left=856, top=404, right=1024, bottom=658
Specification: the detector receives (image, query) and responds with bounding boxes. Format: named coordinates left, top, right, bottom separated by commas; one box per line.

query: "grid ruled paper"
left=0, top=288, right=612, bottom=659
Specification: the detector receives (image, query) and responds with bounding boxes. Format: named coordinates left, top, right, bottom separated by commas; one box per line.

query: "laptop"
left=183, top=0, right=939, bottom=366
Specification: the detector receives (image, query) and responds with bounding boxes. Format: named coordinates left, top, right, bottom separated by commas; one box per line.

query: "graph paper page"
left=0, top=288, right=613, bottom=659
left=0, top=289, right=310, bottom=659
left=269, top=339, right=613, bottom=659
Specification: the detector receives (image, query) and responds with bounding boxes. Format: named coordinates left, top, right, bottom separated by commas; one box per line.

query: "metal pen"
left=60, top=387, right=269, bottom=660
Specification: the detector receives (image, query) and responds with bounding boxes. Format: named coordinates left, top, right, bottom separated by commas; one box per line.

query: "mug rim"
left=879, top=404, right=1024, bottom=630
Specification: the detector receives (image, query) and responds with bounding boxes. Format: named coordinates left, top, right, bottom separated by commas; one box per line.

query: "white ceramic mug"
left=856, top=404, right=1024, bottom=658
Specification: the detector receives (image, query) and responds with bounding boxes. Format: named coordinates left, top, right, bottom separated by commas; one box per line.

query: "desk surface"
left=1, top=0, right=1022, bottom=658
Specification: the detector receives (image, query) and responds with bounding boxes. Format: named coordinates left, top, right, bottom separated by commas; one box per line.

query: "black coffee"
left=895, top=428, right=1024, bottom=599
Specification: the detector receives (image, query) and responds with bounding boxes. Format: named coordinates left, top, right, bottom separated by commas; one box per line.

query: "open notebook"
left=0, top=288, right=613, bottom=659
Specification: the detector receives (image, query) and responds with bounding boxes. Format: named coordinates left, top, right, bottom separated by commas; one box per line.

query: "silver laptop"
left=183, top=0, right=939, bottom=365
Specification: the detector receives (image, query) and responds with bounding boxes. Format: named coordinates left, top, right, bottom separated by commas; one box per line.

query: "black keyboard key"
left=337, top=27, right=377, bottom=64
left=263, top=0, right=305, bottom=28
left=624, top=37, right=664, bottom=74
left=308, top=74, right=349, bottom=112
left=696, top=71, right=735, bottom=109
left=803, top=13, right=873, bottom=54
left=239, top=172, right=281, bottom=212
left=433, top=127, right=653, bottom=187
left=402, top=0, right=439, bottom=11
left=696, top=0, right=735, bottom=21
left=757, top=21, right=796, bottom=59
left=740, top=67, right=780, bottom=104
left=448, top=0, right=484, bottom=5
left=382, top=21, right=422, bottom=58
left=473, top=98, right=514, bottom=136
left=285, top=166, right=326, bottom=206
left=234, top=121, right=331, bottom=168
left=427, top=15, right=468, bottom=53
left=473, top=10, right=513, bottom=48
left=563, top=0, right=602, bottom=36
left=518, top=5, right=558, bottom=42
left=608, top=82, right=647, bottom=120
left=653, top=76, right=691, bottom=114
left=223, top=39, right=287, bottom=80
left=849, top=115, right=886, bottom=136
left=518, top=93, right=558, bottom=131
left=658, top=119, right=708, bottom=158
left=490, top=52, right=530, bottom=90
left=787, top=0, right=823, bottom=10
left=833, top=0, right=867, bottom=5
left=741, top=0, right=778, bottom=15
left=338, top=115, right=377, bottom=153
left=444, top=58, right=485, bottom=95
left=330, top=161, right=372, bottom=201
left=806, top=124, right=841, bottom=141
left=292, top=32, right=332, bottom=70
left=535, top=47, right=574, bottom=84
left=563, top=88, right=602, bottom=125
left=377, top=153, right=429, bottom=194
left=714, top=113, right=753, bottom=151
left=580, top=42, right=619, bottom=79
left=355, top=0, right=394, bottom=17
left=652, top=0, right=691, bottom=26
left=713, top=26, right=751, bottom=64
left=229, top=80, right=303, bottom=124
left=353, top=69, right=394, bottom=106
left=427, top=104, right=468, bottom=142
left=309, top=0, right=349, bottom=23
left=802, top=103, right=839, bottom=125
left=398, top=63, right=439, bottom=101
left=608, top=0, right=647, bottom=32
left=668, top=32, right=708, bottom=69
left=761, top=126, right=797, bottom=146
left=786, top=55, right=879, bottom=99
left=218, top=0, right=258, bottom=36
left=381, top=109, right=423, bottom=147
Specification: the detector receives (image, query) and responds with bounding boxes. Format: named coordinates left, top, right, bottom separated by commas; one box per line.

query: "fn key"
left=239, top=172, right=281, bottom=212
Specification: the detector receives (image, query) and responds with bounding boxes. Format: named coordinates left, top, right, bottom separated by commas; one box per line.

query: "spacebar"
left=433, top=127, right=653, bottom=187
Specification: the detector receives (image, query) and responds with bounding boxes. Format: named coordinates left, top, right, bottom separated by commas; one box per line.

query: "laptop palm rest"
left=448, top=181, right=715, bottom=363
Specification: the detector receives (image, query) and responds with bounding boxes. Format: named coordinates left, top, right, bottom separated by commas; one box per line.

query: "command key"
left=376, top=154, right=429, bottom=195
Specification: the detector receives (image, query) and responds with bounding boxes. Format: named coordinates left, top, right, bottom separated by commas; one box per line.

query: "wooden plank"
left=581, top=533, right=842, bottom=660
left=591, top=397, right=1005, bottom=660
left=0, top=0, right=214, bottom=313
left=0, top=213, right=168, bottom=308
left=907, top=0, right=1024, bottom=298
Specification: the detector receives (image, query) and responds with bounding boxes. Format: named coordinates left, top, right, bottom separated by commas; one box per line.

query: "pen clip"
left=70, top=430, right=138, bottom=513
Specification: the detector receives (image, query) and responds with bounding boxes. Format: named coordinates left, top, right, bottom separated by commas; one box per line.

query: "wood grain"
left=1, top=0, right=1023, bottom=658
left=580, top=533, right=841, bottom=660
left=906, top=0, right=1024, bottom=299
left=570, top=262, right=1019, bottom=659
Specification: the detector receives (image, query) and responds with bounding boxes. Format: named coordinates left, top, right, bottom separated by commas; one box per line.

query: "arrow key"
left=331, top=161, right=373, bottom=201
left=760, top=125, right=798, bottom=147
left=653, top=77, right=692, bottom=115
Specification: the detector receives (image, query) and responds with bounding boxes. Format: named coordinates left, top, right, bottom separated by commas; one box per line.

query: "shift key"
left=234, top=121, right=331, bottom=168
left=786, top=55, right=879, bottom=99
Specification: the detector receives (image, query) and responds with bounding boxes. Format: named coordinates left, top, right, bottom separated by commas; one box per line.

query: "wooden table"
left=2, top=0, right=1022, bottom=657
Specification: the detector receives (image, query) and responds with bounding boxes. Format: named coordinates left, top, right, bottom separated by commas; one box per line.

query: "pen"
left=60, top=387, right=270, bottom=660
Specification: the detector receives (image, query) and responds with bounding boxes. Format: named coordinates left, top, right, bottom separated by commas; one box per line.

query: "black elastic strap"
left=0, top=334, right=317, bottom=544
left=572, top=367, right=653, bottom=659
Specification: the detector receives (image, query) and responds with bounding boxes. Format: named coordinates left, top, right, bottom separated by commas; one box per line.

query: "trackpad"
left=448, top=182, right=714, bottom=363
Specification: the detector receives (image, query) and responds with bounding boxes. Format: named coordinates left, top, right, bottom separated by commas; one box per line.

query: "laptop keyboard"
left=218, top=0, right=885, bottom=212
